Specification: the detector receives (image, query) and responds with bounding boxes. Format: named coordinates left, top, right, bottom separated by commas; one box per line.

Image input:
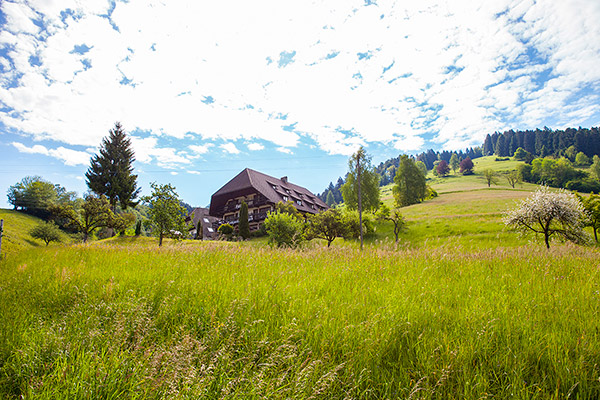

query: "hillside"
left=0, top=209, right=47, bottom=258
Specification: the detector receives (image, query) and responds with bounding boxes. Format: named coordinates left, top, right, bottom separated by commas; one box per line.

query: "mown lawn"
left=1, top=242, right=599, bottom=399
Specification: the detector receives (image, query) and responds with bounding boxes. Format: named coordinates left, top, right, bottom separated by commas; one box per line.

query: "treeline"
left=518, top=155, right=600, bottom=193
left=317, top=177, right=345, bottom=206
left=484, top=127, right=600, bottom=158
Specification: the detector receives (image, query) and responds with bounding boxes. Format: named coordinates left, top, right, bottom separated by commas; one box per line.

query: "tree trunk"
left=544, top=232, right=550, bottom=249
left=357, top=151, right=363, bottom=250
left=594, top=227, right=598, bottom=243
left=159, top=232, right=164, bottom=247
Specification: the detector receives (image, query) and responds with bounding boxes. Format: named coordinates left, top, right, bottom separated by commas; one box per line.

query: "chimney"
left=281, top=176, right=288, bottom=183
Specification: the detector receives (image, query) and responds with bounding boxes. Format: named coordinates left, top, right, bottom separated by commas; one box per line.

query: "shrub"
left=263, top=212, right=304, bottom=248
left=218, top=223, right=234, bottom=237
left=30, top=221, right=62, bottom=246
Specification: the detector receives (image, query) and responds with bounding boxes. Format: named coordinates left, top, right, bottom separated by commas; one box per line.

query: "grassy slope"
left=0, top=209, right=46, bottom=257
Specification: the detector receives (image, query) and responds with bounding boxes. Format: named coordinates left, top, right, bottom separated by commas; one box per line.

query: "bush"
left=218, top=223, right=234, bottom=236
left=495, top=157, right=510, bottom=161
left=264, top=212, right=305, bottom=248
left=30, top=221, right=62, bottom=246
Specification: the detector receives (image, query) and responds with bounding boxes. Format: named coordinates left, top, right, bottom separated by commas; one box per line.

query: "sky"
left=1, top=0, right=600, bottom=208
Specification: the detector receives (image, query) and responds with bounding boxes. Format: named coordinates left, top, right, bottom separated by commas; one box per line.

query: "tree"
left=341, top=147, right=380, bottom=249
left=394, top=155, right=427, bottom=207
left=86, top=122, right=140, bottom=211
left=459, top=157, right=474, bottom=175
left=306, top=209, right=346, bottom=247
left=195, top=220, right=203, bottom=240
left=376, top=204, right=406, bottom=243
left=108, top=212, right=136, bottom=236
left=239, top=201, right=250, bottom=239
left=30, top=221, right=62, bottom=246
left=7, top=176, right=75, bottom=218
left=513, top=147, right=528, bottom=160
left=275, top=201, right=303, bottom=220
left=325, top=190, right=335, bottom=207
left=505, top=170, right=521, bottom=188
left=341, top=147, right=381, bottom=212
left=135, top=220, right=142, bottom=236
left=577, top=193, right=600, bottom=242
left=449, top=154, right=459, bottom=174
left=143, top=183, right=187, bottom=246
left=51, top=194, right=113, bottom=243
left=263, top=211, right=304, bottom=248
left=436, top=160, right=450, bottom=177
left=483, top=134, right=493, bottom=155
left=483, top=168, right=498, bottom=187
left=575, top=152, right=591, bottom=166
left=504, top=186, right=589, bottom=249
left=591, top=155, right=600, bottom=180
left=415, top=161, right=428, bottom=177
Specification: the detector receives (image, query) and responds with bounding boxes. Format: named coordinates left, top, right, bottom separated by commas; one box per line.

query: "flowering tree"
left=504, top=186, right=589, bottom=249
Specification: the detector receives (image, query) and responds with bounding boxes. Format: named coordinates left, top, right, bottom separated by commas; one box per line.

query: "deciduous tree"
left=459, top=157, right=474, bottom=175
left=341, top=147, right=381, bottom=212
left=30, top=221, right=62, bottom=246
left=376, top=204, right=406, bottom=243
left=505, top=170, right=521, bottom=188
left=264, top=211, right=304, bottom=248
left=449, top=154, right=459, bottom=174
left=143, top=183, right=187, bottom=246
left=51, top=194, right=113, bottom=243
left=504, top=186, right=589, bottom=249
left=577, top=193, right=600, bottom=242
left=394, top=155, right=427, bottom=207
left=436, top=160, right=450, bottom=177
left=483, top=168, right=498, bottom=187
left=306, top=208, right=346, bottom=247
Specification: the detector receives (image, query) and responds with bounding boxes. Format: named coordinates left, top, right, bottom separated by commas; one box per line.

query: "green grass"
left=1, top=243, right=599, bottom=399
left=0, top=209, right=46, bottom=257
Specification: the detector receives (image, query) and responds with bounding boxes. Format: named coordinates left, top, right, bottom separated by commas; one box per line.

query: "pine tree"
left=325, top=190, right=335, bottom=206
left=86, top=122, right=140, bottom=211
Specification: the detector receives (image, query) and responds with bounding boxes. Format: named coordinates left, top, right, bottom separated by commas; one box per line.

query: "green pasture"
left=1, top=242, right=599, bottom=399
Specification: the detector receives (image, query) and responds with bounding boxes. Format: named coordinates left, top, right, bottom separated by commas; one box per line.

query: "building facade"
left=209, top=168, right=329, bottom=231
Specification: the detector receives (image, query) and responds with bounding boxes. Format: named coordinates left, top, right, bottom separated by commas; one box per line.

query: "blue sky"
left=1, top=0, right=600, bottom=208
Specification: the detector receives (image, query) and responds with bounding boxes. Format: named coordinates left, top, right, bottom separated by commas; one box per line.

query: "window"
left=285, top=189, right=290, bottom=194
left=207, top=227, right=214, bottom=233
left=272, top=185, right=277, bottom=190
left=283, top=195, right=288, bottom=201
left=203, top=218, right=210, bottom=223
left=296, top=200, right=302, bottom=206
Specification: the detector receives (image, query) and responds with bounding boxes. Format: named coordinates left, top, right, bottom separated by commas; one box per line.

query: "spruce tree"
left=86, top=122, right=140, bottom=211
left=239, top=201, right=250, bottom=239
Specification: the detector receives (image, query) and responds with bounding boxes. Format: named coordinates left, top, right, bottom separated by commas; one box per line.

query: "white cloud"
left=129, top=136, right=191, bottom=168
left=12, top=141, right=90, bottom=166
left=189, top=144, right=213, bottom=155
left=276, top=147, right=293, bottom=155
left=1, top=0, right=600, bottom=155
left=247, top=142, right=264, bottom=151
left=220, top=143, right=240, bottom=154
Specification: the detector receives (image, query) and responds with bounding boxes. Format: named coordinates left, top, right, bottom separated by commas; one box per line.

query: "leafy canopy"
left=340, top=147, right=380, bottom=212
left=393, top=155, right=426, bottom=207
left=143, top=183, right=187, bottom=246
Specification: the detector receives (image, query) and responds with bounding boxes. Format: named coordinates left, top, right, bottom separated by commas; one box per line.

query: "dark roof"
left=209, top=168, right=328, bottom=217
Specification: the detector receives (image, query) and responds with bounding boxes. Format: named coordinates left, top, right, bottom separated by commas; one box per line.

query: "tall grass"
left=1, top=241, right=599, bottom=398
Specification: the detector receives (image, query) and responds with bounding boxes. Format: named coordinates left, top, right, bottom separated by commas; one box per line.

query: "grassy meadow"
left=1, top=156, right=600, bottom=399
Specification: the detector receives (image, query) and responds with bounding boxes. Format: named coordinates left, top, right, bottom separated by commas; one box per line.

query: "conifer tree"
left=86, top=122, right=140, bottom=211
left=239, top=201, right=250, bottom=239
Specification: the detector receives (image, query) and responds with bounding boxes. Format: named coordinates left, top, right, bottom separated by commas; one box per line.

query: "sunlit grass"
left=1, top=243, right=599, bottom=398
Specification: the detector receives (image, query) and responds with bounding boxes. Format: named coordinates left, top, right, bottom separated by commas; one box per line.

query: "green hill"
left=0, top=209, right=48, bottom=258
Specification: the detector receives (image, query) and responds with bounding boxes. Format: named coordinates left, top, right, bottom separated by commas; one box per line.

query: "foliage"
left=340, top=147, right=381, bottom=212
left=575, top=152, right=591, bottom=166
left=449, top=153, right=459, bottom=174
left=517, top=156, right=600, bottom=192
left=263, top=211, right=305, bottom=248
left=195, top=220, right=203, bottom=240
left=7, top=176, right=76, bottom=218
left=577, top=193, right=600, bottom=242
left=591, top=155, right=600, bottom=180
left=436, top=160, right=450, bottom=177
left=415, top=160, right=428, bottom=177
left=238, top=201, right=250, bottom=239
left=376, top=204, right=406, bottom=243
left=393, top=155, right=427, bottom=207
left=341, top=210, right=375, bottom=240
left=513, top=147, right=529, bottom=160
left=504, top=186, right=589, bottom=249
left=504, top=170, right=521, bottom=188
left=50, top=194, right=113, bottom=243
left=217, top=223, right=234, bottom=237
left=459, top=157, right=474, bottom=175
left=29, top=221, right=62, bottom=246
left=86, top=122, right=140, bottom=210
left=135, top=220, right=142, bottom=236
left=143, top=183, right=187, bottom=246
left=483, top=168, right=498, bottom=187
left=275, top=201, right=302, bottom=220
left=306, top=208, right=346, bottom=247
left=325, top=190, right=335, bottom=206
left=108, top=212, right=136, bottom=236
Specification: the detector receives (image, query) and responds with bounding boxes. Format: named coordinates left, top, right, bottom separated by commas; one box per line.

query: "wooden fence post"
left=0, top=219, right=3, bottom=257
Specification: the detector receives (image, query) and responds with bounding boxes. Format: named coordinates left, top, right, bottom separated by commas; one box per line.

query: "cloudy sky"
left=1, top=0, right=600, bottom=207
